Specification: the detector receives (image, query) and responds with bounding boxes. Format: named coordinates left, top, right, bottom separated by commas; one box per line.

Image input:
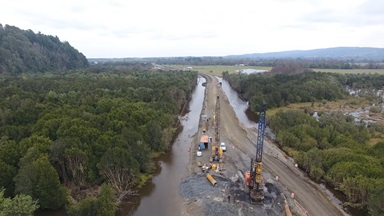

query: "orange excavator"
left=245, top=101, right=266, bottom=201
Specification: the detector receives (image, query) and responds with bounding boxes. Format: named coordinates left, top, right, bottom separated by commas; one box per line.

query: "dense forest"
left=224, top=71, right=384, bottom=215
left=0, top=24, right=89, bottom=74
left=0, top=68, right=198, bottom=215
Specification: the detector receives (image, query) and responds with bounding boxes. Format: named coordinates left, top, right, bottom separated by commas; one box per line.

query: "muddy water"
left=218, top=77, right=364, bottom=216
left=118, top=76, right=206, bottom=216
left=217, top=77, right=256, bottom=128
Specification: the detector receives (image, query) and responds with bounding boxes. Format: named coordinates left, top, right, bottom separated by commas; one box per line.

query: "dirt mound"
left=180, top=173, right=285, bottom=216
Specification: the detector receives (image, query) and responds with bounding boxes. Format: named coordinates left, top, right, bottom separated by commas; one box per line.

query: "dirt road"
left=198, top=74, right=345, bottom=216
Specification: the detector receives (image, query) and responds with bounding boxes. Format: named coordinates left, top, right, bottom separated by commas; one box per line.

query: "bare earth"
left=181, top=74, right=347, bottom=216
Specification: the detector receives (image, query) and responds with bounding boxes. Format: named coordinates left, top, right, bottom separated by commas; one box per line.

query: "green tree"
left=67, top=184, right=117, bottom=216
left=14, top=155, right=67, bottom=209
left=96, top=184, right=117, bottom=216
left=67, top=196, right=98, bottom=216
left=33, top=156, right=67, bottom=209
left=368, top=181, right=384, bottom=216
left=0, top=189, right=39, bottom=216
left=0, top=161, right=17, bottom=197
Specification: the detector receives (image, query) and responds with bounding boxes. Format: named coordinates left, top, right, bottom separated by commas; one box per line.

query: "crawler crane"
left=245, top=101, right=266, bottom=201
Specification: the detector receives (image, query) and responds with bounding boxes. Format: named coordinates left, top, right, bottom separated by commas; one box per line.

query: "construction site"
left=179, top=75, right=346, bottom=216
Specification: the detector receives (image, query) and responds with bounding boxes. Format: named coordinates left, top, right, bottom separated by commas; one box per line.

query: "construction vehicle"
left=209, top=144, right=223, bottom=162
left=245, top=101, right=266, bottom=201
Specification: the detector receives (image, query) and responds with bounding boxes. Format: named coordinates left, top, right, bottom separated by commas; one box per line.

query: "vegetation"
left=0, top=24, right=89, bottom=74
left=270, top=110, right=384, bottom=214
left=0, top=68, right=197, bottom=214
left=224, top=70, right=384, bottom=112
left=67, top=184, right=117, bottom=216
left=224, top=72, right=347, bottom=112
left=224, top=69, right=384, bottom=214
left=0, top=189, right=39, bottom=216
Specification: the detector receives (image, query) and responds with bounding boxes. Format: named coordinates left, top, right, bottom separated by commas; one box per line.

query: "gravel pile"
left=180, top=173, right=285, bottom=216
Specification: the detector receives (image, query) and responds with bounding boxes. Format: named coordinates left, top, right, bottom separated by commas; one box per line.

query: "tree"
left=14, top=155, right=67, bottom=209
left=0, top=161, right=17, bottom=197
left=96, top=184, right=117, bottom=216
left=33, top=156, right=67, bottom=209
left=97, top=147, right=139, bottom=197
left=67, top=184, right=117, bottom=216
left=67, top=196, right=98, bottom=216
left=0, top=189, right=39, bottom=216
left=368, top=181, right=384, bottom=216
left=309, top=165, right=325, bottom=181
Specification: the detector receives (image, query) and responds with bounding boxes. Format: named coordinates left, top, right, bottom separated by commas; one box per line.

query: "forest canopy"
left=0, top=24, right=89, bottom=74
left=0, top=68, right=198, bottom=214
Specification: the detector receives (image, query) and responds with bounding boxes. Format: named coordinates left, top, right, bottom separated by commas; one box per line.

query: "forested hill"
left=228, top=47, right=384, bottom=61
left=0, top=24, right=89, bottom=74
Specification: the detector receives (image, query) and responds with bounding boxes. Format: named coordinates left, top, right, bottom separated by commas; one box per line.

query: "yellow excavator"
left=245, top=101, right=266, bottom=201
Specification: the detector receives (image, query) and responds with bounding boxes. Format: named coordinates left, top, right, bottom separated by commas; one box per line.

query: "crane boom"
left=245, top=101, right=266, bottom=201
left=256, top=101, right=266, bottom=162
left=255, top=101, right=266, bottom=191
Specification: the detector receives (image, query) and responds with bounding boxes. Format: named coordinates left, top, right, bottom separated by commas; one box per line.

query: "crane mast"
left=255, top=101, right=266, bottom=190
left=245, top=101, right=266, bottom=201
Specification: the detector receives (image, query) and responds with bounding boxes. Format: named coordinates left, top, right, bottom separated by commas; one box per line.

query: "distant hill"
left=0, top=24, right=89, bottom=74
left=227, top=47, right=384, bottom=61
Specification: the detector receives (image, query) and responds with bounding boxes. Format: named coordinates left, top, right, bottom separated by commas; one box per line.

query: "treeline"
left=224, top=71, right=384, bottom=112
left=0, top=24, right=89, bottom=74
left=0, top=69, right=197, bottom=214
left=257, top=59, right=384, bottom=69
left=223, top=72, right=348, bottom=112
left=124, top=57, right=384, bottom=69
left=270, top=110, right=384, bottom=215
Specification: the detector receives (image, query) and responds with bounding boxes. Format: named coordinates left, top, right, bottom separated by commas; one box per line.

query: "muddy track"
left=194, top=73, right=346, bottom=216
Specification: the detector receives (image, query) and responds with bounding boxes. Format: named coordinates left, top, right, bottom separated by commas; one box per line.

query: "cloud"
left=1, top=0, right=383, bottom=57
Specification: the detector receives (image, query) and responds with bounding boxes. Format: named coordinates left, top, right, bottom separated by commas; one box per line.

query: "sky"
left=1, top=0, right=384, bottom=58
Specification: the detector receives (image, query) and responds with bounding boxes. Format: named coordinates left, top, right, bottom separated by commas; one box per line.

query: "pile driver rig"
left=245, top=101, right=266, bottom=201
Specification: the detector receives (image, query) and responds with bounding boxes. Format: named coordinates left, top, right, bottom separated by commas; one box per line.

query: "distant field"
left=193, top=66, right=384, bottom=75
left=169, top=65, right=272, bottom=76
left=311, top=68, right=384, bottom=74
left=169, top=65, right=384, bottom=75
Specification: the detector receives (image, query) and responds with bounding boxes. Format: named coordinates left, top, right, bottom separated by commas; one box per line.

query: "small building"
left=200, top=135, right=209, bottom=149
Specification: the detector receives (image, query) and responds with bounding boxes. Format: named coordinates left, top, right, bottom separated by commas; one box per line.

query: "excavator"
left=245, top=101, right=266, bottom=201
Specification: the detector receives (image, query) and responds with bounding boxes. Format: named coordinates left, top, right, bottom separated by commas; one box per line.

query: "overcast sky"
left=1, top=0, right=383, bottom=58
